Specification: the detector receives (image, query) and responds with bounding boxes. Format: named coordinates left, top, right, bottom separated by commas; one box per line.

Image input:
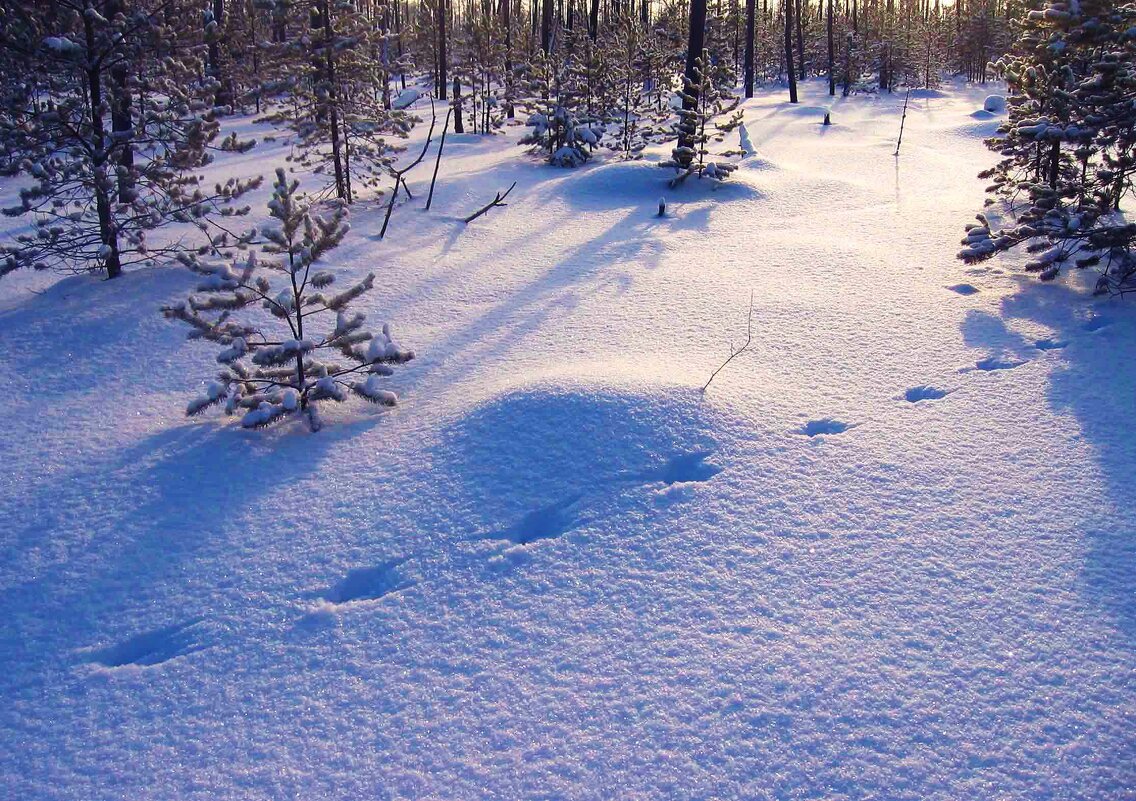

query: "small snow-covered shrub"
left=163, top=168, right=414, bottom=431
left=521, top=106, right=601, bottom=168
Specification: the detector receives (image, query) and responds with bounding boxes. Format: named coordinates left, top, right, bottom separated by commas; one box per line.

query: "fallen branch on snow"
left=463, top=181, right=517, bottom=224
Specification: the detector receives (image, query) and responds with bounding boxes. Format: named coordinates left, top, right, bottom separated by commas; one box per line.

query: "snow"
left=392, top=88, right=422, bottom=110
left=1, top=78, right=1134, bottom=799
left=983, top=94, right=1006, bottom=113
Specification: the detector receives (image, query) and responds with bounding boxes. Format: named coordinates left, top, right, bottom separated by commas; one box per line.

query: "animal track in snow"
left=324, top=558, right=414, bottom=604
left=904, top=385, right=949, bottom=402
left=87, top=618, right=211, bottom=668
left=1035, top=338, right=1069, bottom=351
left=947, top=283, right=980, bottom=295
left=975, top=356, right=1027, bottom=372
left=487, top=495, right=583, bottom=546
left=640, top=452, right=723, bottom=485
left=797, top=419, right=851, bottom=437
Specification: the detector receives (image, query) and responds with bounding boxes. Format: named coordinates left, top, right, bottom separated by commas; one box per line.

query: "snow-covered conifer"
left=0, top=0, right=260, bottom=280
left=163, top=168, right=414, bottom=431
left=663, top=49, right=743, bottom=185
left=958, top=0, right=1136, bottom=293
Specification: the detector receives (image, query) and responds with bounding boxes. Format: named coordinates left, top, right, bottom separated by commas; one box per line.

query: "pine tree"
left=261, top=0, right=416, bottom=203
left=958, top=0, right=1136, bottom=294
left=664, top=49, right=743, bottom=184
left=0, top=0, right=260, bottom=281
left=163, top=168, right=414, bottom=432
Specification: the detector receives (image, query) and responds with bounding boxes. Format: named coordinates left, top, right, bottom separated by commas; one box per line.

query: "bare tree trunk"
left=589, top=0, right=600, bottom=41
left=744, top=0, right=756, bottom=97
left=438, top=0, right=448, bottom=99
left=784, top=0, right=798, bottom=103
left=827, top=0, right=834, bottom=95
left=542, top=0, right=555, bottom=54
left=452, top=76, right=465, bottom=132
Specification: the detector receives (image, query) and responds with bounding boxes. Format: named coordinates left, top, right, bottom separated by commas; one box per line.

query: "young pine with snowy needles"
left=163, top=168, right=414, bottom=432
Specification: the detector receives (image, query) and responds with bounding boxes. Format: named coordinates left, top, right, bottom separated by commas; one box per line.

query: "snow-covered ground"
left=1, top=79, right=1133, bottom=800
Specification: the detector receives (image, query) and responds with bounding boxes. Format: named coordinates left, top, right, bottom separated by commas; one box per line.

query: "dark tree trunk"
left=842, top=31, right=852, bottom=96
left=208, top=0, right=232, bottom=107
left=827, top=0, right=834, bottom=95
left=744, top=0, right=756, bottom=97
left=452, top=76, right=465, bottom=132
left=784, top=0, right=798, bottom=102
left=795, top=0, right=805, bottom=79
left=318, top=0, right=347, bottom=200
left=438, top=0, right=448, bottom=99
left=589, top=0, right=599, bottom=41
left=83, top=11, right=121, bottom=279
left=542, top=0, right=555, bottom=54
left=677, top=0, right=708, bottom=166
left=503, top=0, right=514, bottom=117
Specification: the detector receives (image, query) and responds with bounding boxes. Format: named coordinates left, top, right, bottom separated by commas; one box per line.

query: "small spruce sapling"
left=662, top=49, right=743, bottom=186
left=163, top=169, right=414, bottom=431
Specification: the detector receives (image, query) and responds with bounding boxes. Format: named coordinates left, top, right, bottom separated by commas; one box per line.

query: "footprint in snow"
left=947, top=283, right=980, bottom=296
left=975, top=356, right=1027, bottom=372
left=904, top=385, right=949, bottom=403
left=86, top=618, right=213, bottom=668
left=1035, top=338, right=1068, bottom=351
left=797, top=419, right=852, bottom=437
left=324, top=558, right=414, bottom=604
left=637, top=451, right=723, bottom=485
left=484, top=495, right=583, bottom=546
left=1083, top=317, right=1111, bottom=333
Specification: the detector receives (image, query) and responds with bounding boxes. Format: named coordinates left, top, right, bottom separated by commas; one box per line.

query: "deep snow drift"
left=1, top=79, right=1133, bottom=800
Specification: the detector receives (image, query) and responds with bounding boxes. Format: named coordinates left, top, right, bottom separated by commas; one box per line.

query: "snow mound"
left=558, top=160, right=761, bottom=210
left=437, top=384, right=726, bottom=532
left=910, top=88, right=949, bottom=99
left=983, top=94, right=1006, bottom=113
left=392, top=88, right=421, bottom=109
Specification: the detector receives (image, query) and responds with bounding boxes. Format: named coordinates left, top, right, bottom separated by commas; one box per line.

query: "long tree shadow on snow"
left=973, top=276, right=1136, bottom=640
left=0, top=418, right=367, bottom=677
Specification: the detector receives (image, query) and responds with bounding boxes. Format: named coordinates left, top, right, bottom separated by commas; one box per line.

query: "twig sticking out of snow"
left=425, top=108, right=452, bottom=211
left=894, top=89, right=911, bottom=157
left=380, top=100, right=437, bottom=239
left=702, top=291, right=755, bottom=393
left=463, top=182, right=517, bottom=224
